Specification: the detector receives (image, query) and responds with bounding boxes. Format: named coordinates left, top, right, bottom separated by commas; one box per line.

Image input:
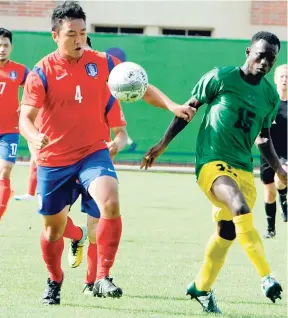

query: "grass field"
left=0, top=166, right=287, bottom=318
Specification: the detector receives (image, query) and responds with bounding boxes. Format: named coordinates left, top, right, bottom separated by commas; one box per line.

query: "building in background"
left=0, top=0, right=286, bottom=40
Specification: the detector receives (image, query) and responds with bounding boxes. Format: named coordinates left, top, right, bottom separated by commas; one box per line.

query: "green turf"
left=0, top=166, right=287, bottom=318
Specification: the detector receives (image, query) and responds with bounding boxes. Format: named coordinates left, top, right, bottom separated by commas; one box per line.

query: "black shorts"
left=260, top=156, right=287, bottom=184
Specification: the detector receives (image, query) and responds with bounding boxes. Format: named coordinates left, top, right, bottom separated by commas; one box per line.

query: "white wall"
left=80, top=0, right=287, bottom=40
left=0, top=0, right=286, bottom=41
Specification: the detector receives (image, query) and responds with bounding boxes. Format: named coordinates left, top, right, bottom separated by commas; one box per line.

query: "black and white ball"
left=108, top=62, right=149, bottom=102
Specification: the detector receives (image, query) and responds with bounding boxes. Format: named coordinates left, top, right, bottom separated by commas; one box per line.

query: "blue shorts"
left=37, top=149, right=117, bottom=215
left=0, top=133, right=20, bottom=163
left=71, top=182, right=100, bottom=218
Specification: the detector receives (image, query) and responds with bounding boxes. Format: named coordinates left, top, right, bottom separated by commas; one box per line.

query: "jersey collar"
left=54, top=50, right=85, bottom=65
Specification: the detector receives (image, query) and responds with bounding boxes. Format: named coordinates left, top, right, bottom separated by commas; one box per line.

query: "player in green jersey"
left=140, top=31, right=286, bottom=313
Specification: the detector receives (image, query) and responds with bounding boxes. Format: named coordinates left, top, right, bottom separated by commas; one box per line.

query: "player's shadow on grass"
left=62, top=303, right=195, bottom=317
left=224, top=299, right=287, bottom=306
left=126, top=294, right=186, bottom=301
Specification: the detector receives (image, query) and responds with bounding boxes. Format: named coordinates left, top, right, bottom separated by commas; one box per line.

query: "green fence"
left=12, top=32, right=287, bottom=166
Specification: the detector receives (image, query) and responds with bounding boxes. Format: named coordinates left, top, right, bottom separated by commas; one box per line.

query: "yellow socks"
left=234, top=213, right=270, bottom=278
left=195, top=232, right=233, bottom=291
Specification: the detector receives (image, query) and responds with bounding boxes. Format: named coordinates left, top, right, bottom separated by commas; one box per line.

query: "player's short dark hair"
left=0, top=28, right=12, bottom=44
left=86, top=36, right=92, bottom=48
left=51, top=1, right=86, bottom=31
left=251, top=31, right=281, bottom=51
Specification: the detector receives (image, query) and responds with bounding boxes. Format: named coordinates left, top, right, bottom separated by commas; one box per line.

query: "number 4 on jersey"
left=75, top=85, right=83, bottom=103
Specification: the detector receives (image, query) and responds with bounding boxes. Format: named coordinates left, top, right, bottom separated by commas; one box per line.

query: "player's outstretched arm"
left=107, top=126, right=128, bottom=157
left=140, top=113, right=195, bottom=170
left=19, top=105, right=49, bottom=150
left=143, top=84, right=195, bottom=121
left=255, top=128, right=287, bottom=184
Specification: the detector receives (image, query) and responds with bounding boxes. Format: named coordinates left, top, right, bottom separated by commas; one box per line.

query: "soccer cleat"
left=281, top=212, right=287, bottom=222
left=127, top=142, right=137, bottom=152
left=261, top=275, right=282, bottom=303
left=14, top=193, right=35, bottom=201
left=68, top=225, right=87, bottom=268
left=186, top=282, right=222, bottom=314
left=42, top=276, right=64, bottom=305
left=93, top=276, right=123, bottom=298
left=82, top=283, right=94, bottom=295
left=263, top=229, right=276, bottom=239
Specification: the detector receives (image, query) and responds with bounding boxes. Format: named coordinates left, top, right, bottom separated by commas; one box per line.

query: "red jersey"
left=0, top=60, right=29, bottom=134
left=103, top=85, right=126, bottom=143
left=22, top=50, right=126, bottom=167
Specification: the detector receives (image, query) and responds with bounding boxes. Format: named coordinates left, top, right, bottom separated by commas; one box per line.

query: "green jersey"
left=192, top=66, right=279, bottom=177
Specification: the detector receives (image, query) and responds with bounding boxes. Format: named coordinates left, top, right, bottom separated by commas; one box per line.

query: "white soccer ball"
left=108, top=62, right=149, bottom=102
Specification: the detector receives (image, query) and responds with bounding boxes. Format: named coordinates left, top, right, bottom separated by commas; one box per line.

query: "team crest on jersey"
left=245, top=94, right=256, bottom=106
left=9, top=71, right=18, bottom=80
left=85, top=63, right=98, bottom=77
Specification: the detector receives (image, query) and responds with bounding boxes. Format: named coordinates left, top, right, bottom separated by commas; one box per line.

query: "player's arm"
left=108, top=126, right=128, bottom=157
left=255, top=128, right=287, bottom=183
left=105, top=89, right=128, bottom=156
left=140, top=113, right=195, bottom=169
left=20, top=66, right=30, bottom=87
left=143, top=84, right=196, bottom=121
left=140, top=69, right=220, bottom=169
left=19, top=71, right=49, bottom=149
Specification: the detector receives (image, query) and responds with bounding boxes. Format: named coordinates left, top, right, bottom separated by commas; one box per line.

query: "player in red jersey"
left=0, top=28, right=29, bottom=220
left=14, top=37, right=96, bottom=202
left=20, top=1, right=193, bottom=305
left=69, top=85, right=128, bottom=295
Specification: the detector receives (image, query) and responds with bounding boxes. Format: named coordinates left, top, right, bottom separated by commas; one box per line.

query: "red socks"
left=63, top=216, right=83, bottom=241
left=28, top=161, right=37, bottom=196
left=0, top=179, right=12, bottom=219
left=85, top=242, right=97, bottom=284
left=96, top=216, right=122, bottom=280
left=40, top=232, right=64, bottom=283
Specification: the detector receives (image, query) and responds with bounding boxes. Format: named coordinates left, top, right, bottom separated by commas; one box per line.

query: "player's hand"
left=140, top=143, right=167, bottom=170
left=34, top=133, right=49, bottom=150
left=172, top=105, right=196, bottom=122
left=107, top=141, right=119, bottom=157
left=276, top=167, right=287, bottom=185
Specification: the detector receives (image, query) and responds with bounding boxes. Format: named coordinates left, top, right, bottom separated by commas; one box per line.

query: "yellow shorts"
left=198, top=160, right=256, bottom=222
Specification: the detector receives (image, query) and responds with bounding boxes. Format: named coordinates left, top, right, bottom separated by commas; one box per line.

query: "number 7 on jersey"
left=75, top=85, right=83, bottom=103
left=0, top=82, right=6, bottom=95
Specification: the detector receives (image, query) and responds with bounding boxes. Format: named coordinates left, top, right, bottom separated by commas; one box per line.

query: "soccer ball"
left=108, top=62, right=149, bottom=102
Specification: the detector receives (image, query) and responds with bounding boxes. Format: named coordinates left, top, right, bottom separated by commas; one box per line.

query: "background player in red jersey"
left=19, top=1, right=193, bottom=306
left=0, top=28, right=29, bottom=220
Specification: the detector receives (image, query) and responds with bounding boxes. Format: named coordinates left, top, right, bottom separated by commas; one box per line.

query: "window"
left=162, top=28, right=212, bottom=37
left=162, top=29, right=186, bottom=36
left=94, top=26, right=144, bottom=35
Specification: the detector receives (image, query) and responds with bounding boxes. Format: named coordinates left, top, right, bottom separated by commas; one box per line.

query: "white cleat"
left=14, top=193, right=35, bottom=201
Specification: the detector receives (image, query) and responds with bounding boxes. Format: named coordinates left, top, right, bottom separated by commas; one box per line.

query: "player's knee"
left=100, top=197, right=120, bottom=218
left=264, top=188, right=277, bottom=202
left=44, top=226, right=64, bottom=242
left=0, top=165, right=13, bottom=179
left=217, top=221, right=236, bottom=240
left=274, top=176, right=286, bottom=191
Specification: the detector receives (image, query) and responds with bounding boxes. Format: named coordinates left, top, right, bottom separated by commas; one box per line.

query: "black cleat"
left=186, top=282, right=222, bottom=314
left=281, top=212, right=287, bottom=222
left=82, top=283, right=94, bottom=295
left=263, top=229, right=276, bottom=239
left=261, top=276, right=283, bottom=303
left=93, top=276, right=123, bottom=298
left=42, top=275, right=64, bottom=305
